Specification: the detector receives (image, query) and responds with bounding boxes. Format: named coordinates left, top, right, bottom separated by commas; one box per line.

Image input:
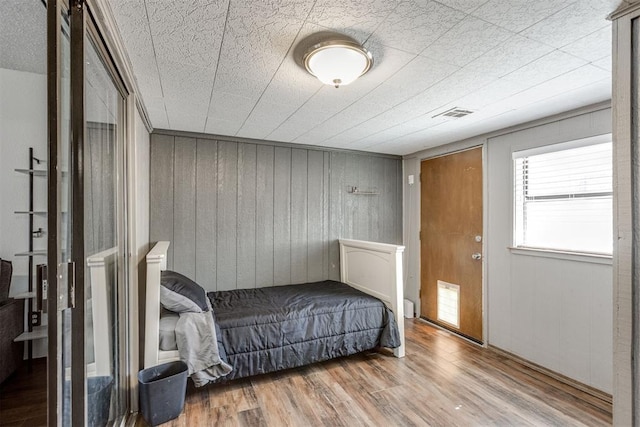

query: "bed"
left=144, top=239, right=405, bottom=384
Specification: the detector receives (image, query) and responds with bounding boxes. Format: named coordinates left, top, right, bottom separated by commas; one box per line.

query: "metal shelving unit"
left=13, top=148, right=47, bottom=368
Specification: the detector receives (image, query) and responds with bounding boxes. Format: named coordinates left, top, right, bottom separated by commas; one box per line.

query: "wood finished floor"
left=149, top=319, right=612, bottom=427
left=0, top=358, right=47, bottom=426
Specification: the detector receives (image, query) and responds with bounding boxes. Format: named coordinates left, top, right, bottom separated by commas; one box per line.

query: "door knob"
left=471, top=253, right=482, bottom=260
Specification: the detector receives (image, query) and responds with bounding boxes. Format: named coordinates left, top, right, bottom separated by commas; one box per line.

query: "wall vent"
left=433, top=107, right=474, bottom=119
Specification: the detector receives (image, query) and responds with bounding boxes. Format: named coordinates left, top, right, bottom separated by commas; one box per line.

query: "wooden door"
left=420, top=147, right=483, bottom=342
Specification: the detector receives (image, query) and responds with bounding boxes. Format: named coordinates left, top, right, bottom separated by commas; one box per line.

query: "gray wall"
left=149, top=132, right=402, bottom=291
left=85, top=121, right=116, bottom=258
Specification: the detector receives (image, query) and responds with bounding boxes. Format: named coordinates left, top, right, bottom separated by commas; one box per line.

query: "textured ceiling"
left=0, top=0, right=46, bottom=75
left=110, top=0, right=618, bottom=155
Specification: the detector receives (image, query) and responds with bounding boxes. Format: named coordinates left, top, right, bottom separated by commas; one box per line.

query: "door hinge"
left=419, top=231, right=422, bottom=240
left=57, top=262, right=75, bottom=311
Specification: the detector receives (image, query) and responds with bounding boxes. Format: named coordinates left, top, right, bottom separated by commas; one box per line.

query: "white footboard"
left=339, top=239, right=405, bottom=358
left=144, top=241, right=179, bottom=368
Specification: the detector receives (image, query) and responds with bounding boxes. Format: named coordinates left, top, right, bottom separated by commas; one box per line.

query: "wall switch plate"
left=408, top=174, right=415, bottom=185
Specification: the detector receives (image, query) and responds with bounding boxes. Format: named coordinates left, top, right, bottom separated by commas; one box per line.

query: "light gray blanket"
left=174, top=300, right=232, bottom=387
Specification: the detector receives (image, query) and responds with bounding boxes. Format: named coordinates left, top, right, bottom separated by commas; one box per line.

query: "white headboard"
left=144, top=241, right=179, bottom=368
left=86, top=246, right=118, bottom=376
left=339, top=238, right=405, bottom=358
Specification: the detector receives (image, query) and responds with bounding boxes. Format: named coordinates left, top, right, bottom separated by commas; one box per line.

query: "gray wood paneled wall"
left=150, top=132, right=402, bottom=291
left=85, top=122, right=116, bottom=257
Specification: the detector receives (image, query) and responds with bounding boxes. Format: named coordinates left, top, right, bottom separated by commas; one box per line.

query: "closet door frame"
left=611, top=3, right=640, bottom=426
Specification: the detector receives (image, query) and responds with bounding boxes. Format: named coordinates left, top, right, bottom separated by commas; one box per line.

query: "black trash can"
left=88, top=376, right=114, bottom=426
left=62, top=376, right=113, bottom=427
left=138, top=361, right=188, bottom=426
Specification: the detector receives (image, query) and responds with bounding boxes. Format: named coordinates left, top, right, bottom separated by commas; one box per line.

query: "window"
left=513, top=137, right=612, bottom=255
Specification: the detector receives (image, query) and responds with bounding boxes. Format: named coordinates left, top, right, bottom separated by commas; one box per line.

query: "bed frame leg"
left=393, top=345, right=405, bottom=358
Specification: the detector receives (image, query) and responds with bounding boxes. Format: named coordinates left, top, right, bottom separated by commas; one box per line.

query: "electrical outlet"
left=31, top=311, right=42, bottom=327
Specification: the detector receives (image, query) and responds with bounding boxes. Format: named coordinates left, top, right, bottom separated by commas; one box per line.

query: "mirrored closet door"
left=48, top=0, right=129, bottom=424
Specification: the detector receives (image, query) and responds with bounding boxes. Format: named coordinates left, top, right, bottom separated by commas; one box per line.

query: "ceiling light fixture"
left=303, top=39, right=373, bottom=88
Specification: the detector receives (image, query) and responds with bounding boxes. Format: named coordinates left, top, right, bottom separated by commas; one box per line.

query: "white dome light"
left=303, top=40, right=373, bottom=88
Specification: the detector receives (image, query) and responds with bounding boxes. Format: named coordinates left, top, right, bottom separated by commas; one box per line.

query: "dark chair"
left=0, top=259, right=24, bottom=384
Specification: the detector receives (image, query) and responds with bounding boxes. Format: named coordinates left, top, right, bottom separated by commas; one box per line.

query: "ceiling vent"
left=433, top=107, right=474, bottom=119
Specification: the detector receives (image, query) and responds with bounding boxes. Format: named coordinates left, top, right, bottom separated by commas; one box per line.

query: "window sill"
left=508, top=247, right=612, bottom=265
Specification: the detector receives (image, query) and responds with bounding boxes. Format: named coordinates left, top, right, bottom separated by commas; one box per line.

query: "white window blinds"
left=513, top=139, right=612, bottom=255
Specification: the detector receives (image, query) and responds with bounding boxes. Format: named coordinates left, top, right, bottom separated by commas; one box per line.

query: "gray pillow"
left=160, top=270, right=209, bottom=313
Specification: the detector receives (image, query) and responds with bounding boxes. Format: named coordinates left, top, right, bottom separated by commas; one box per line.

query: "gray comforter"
left=209, top=280, right=400, bottom=381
